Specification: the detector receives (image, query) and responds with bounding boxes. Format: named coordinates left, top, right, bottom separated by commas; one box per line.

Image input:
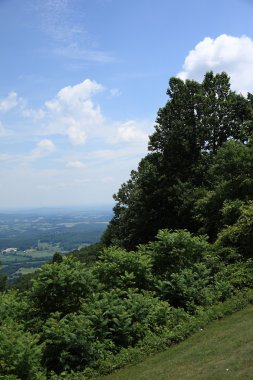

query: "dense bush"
left=0, top=291, right=29, bottom=323
left=41, top=313, right=105, bottom=374
left=141, top=229, right=210, bottom=277
left=93, top=247, right=153, bottom=290
left=81, top=289, right=188, bottom=348
left=0, top=321, right=43, bottom=380
left=217, top=202, right=253, bottom=258
left=28, top=257, right=97, bottom=317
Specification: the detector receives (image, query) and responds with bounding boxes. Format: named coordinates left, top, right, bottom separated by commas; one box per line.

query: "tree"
left=194, top=140, right=253, bottom=239
left=103, top=72, right=253, bottom=249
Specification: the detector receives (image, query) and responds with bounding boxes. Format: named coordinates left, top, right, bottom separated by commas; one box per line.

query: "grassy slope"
left=104, top=305, right=253, bottom=380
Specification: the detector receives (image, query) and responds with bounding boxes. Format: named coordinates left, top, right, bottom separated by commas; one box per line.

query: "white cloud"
left=0, top=92, right=23, bottom=113
left=30, top=139, right=56, bottom=160
left=110, top=120, right=150, bottom=144
left=66, top=160, right=86, bottom=169
left=22, top=108, right=45, bottom=121
left=67, top=126, right=86, bottom=145
left=21, top=79, right=152, bottom=150
left=178, top=34, right=253, bottom=94
left=42, top=79, right=104, bottom=145
left=46, top=79, right=104, bottom=111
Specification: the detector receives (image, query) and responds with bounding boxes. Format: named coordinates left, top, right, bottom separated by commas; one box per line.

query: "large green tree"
left=103, top=72, right=253, bottom=249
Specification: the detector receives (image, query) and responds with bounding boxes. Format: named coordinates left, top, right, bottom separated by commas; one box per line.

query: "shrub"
left=0, top=320, right=43, bottom=380
left=217, top=202, right=253, bottom=258
left=29, top=257, right=97, bottom=317
left=41, top=313, right=105, bottom=374
left=81, top=289, right=185, bottom=350
left=142, top=229, right=210, bottom=277
left=93, top=247, right=153, bottom=290
left=156, top=263, right=217, bottom=312
left=0, top=291, right=29, bottom=324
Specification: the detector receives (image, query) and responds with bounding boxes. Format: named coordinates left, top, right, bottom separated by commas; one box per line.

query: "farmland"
left=0, top=206, right=112, bottom=279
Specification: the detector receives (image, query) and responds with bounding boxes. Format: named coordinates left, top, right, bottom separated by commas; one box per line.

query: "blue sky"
left=1, top=0, right=253, bottom=208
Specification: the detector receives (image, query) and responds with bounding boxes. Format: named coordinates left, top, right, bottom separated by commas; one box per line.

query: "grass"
left=104, top=305, right=253, bottom=380
left=15, top=267, right=40, bottom=275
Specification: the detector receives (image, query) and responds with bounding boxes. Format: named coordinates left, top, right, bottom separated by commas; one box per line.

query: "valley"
left=0, top=206, right=112, bottom=279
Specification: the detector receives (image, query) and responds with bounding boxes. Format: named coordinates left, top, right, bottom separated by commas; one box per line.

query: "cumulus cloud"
left=110, top=120, right=150, bottom=144
left=30, top=139, right=56, bottom=160
left=45, top=79, right=104, bottom=111
left=20, top=78, right=153, bottom=151
left=43, top=79, right=104, bottom=145
left=178, top=34, right=253, bottom=94
left=0, top=92, right=23, bottom=112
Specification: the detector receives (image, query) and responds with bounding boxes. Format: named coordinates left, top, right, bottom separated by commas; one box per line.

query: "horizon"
left=0, top=203, right=114, bottom=213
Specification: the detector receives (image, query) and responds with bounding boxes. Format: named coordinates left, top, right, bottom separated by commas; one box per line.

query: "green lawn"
left=104, top=305, right=253, bottom=380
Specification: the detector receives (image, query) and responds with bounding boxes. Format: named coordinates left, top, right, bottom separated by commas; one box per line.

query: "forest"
left=1, top=72, right=253, bottom=379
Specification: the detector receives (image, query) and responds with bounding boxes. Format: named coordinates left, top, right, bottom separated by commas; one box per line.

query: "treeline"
left=1, top=72, right=253, bottom=379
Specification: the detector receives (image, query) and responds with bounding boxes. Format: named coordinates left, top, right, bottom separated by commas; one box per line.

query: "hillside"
left=104, top=305, right=253, bottom=380
left=1, top=71, right=253, bottom=379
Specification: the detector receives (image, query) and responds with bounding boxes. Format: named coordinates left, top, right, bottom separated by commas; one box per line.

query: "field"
left=0, top=242, right=61, bottom=279
left=0, top=206, right=112, bottom=279
left=104, top=305, right=253, bottom=380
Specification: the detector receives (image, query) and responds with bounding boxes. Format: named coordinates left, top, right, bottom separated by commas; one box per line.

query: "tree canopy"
left=102, top=72, right=253, bottom=249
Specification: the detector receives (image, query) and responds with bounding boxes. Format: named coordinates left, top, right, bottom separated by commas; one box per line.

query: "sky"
left=1, top=0, right=253, bottom=209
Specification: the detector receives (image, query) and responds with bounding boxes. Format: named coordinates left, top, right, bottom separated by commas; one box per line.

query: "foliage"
left=81, top=289, right=186, bottom=350
left=41, top=313, right=104, bottom=374
left=0, top=260, right=7, bottom=292
left=141, top=229, right=210, bottom=277
left=0, top=273, right=7, bottom=292
left=194, top=141, right=253, bottom=238
left=0, top=320, right=43, bottom=380
left=103, top=305, right=253, bottom=380
left=81, top=290, right=253, bottom=379
left=214, top=259, right=253, bottom=290
left=104, top=72, right=253, bottom=249
left=93, top=246, right=153, bottom=290
left=2, top=71, right=253, bottom=378
left=0, top=291, right=29, bottom=323
left=12, top=271, right=40, bottom=292
left=217, top=202, right=253, bottom=258
left=52, top=253, right=63, bottom=264
left=29, top=256, right=97, bottom=317
left=70, top=243, right=103, bottom=266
